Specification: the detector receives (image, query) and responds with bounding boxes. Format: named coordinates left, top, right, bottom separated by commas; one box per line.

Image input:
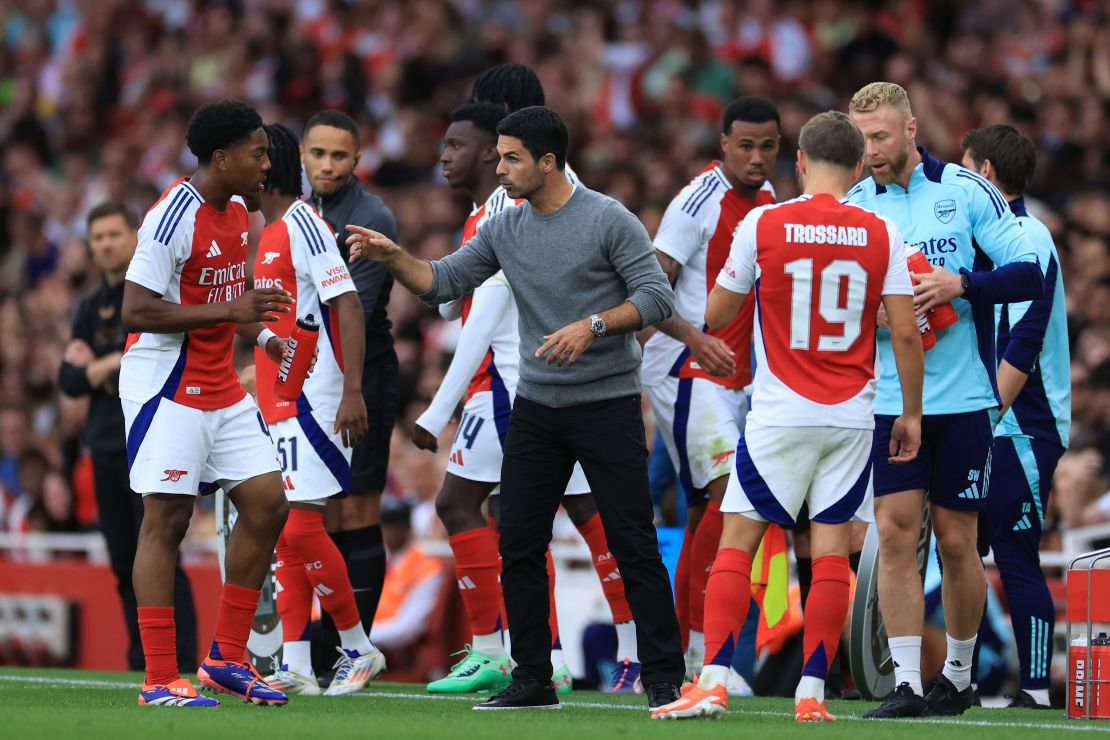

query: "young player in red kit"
left=651, top=112, right=924, bottom=722
left=642, top=97, right=778, bottom=683
left=251, top=124, right=386, bottom=696
left=122, top=101, right=293, bottom=707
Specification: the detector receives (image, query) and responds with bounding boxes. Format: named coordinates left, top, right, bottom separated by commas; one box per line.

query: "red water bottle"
left=274, top=314, right=319, bottom=402
left=906, top=252, right=959, bottom=351
left=1070, top=634, right=1090, bottom=718
left=1094, top=632, right=1110, bottom=718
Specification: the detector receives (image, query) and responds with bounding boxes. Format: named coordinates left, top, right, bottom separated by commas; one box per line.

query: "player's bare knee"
left=875, top=512, right=916, bottom=550
left=142, top=498, right=192, bottom=546
left=935, top=527, right=977, bottom=565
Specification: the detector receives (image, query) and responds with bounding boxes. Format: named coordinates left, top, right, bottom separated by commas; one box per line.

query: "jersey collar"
left=881, top=146, right=948, bottom=195
left=1009, top=195, right=1028, bottom=217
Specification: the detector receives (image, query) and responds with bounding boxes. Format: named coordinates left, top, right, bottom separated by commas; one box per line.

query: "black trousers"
left=499, top=395, right=684, bottom=687
left=91, top=452, right=198, bottom=671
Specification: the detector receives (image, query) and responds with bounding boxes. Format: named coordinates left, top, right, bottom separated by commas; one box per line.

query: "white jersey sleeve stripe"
left=290, top=206, right=326, bottom=255
left=680, top=177, right=714, bottom=215
left=154, top=189, right=197, bottom=246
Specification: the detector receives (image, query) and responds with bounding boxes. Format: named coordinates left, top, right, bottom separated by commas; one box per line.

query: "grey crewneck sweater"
left=419, top=185, right=675, bottom=407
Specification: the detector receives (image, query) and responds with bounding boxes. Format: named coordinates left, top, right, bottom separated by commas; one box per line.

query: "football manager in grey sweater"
left=345, top=106, right=684, bottom=711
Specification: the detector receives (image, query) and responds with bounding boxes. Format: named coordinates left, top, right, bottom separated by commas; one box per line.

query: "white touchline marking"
left=1, top=675, right=1108, bottom=732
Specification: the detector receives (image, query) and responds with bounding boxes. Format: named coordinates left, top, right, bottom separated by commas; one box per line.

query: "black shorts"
left=348, top=351, right=399, bottom=494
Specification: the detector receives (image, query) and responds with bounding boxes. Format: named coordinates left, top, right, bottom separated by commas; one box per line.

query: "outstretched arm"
left=345, top=226, right=435, bottom=296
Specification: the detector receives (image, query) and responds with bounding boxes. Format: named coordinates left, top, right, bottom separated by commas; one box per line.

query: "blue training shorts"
left=872, top=410, right=996, bottom=511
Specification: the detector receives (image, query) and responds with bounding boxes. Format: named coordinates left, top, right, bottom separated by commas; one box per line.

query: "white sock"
left=1025, top=688, right=1050, bottom=706
left=472, top=631, right=504, bottom=657
left=283, top=640, right=313, bottom=676
left=615, top=621, right=638, bottom=662
left=338, top=624, right=373, bottom=655
left=941, top=634, right=977, bottom=691
left=687, top=630, right=705, bottom=665
left=888, top=636, right=923, bottom=696
left=795, top=675, right=825, bottom=703
left=698, top=664, right=728, bottom=689
left=551, top=648, right=566, bottom=671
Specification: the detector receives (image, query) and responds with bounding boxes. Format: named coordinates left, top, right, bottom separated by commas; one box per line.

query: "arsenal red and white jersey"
left=121, top=178, right=250, bottom=410
left=643, top=163, right=775, bottom=390
left=717, top=193, right=912, bottom=429
left=460, top=186, right=523, bottom=401
left=254, top=200, right=355, bottom=424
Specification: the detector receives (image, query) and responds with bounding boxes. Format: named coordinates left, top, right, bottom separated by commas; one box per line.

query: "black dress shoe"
left=862, top=682, right=926, bottom=719
left=923, top=674, right=975, bottom=716
left=1006, top=690, right=1053, bottom=709
left=646, top=682, right=681, bottom=709
left=473, top=679, right=560, bottom=710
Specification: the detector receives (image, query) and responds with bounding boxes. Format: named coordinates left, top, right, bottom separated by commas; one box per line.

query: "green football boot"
left=552, top=665, right=573, bottom=695
left=426, top=646, right=512, bottom=694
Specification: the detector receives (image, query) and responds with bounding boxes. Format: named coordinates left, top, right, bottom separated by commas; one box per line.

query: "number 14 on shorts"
left=453, top=412, right=485, bottom=450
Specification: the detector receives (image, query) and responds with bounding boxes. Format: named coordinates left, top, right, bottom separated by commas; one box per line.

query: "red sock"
left=212, top=582, right=260, bottom=664
left=275, top=531, right=314, bottom=641
left=576, top=513, right=633, bottom=623
left=283, top=508, right=361, bottom=630
left=138, top=606, right=178, bottom=686
left=802, top=555, right=851, bottom=679
left=689, top=501, right=724, bottom=633
left=674, top=529, right=692, bottom=651
left=449, top=526, right=503, bottom=635
left=547, top=548, right=560, bottom=648
left=703, top=548, right=752, bottom=669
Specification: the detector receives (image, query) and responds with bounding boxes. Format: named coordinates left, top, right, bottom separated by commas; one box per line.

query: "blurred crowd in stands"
left=0, top=0, right=1108, bottom=548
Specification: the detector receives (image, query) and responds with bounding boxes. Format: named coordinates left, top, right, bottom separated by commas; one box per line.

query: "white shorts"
left=721, top=420, right=874, bottom=525
left=646, top=376, right=748, bottom=501
left=448, top=391, right=590, bottom=495
left=270, top=411, right=352, bottom=502
left=123, top=395, right=280, bottom=496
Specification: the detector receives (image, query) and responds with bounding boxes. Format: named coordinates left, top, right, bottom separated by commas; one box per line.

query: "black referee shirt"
left=310, top=177, right=398, bottom=361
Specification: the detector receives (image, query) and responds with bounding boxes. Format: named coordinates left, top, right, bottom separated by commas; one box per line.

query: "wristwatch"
left=589, top=314, right=606, bottom=337
left=959, top=271, right=972, bottom=293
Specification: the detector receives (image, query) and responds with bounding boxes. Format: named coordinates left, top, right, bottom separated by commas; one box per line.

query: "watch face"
left=591, top=317, right=605, bottom=336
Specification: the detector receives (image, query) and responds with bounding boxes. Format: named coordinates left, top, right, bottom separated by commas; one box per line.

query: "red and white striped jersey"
left=716, top=193, right=912, bottom=429
left=121, top=178, right=250, bottom=409
left=254, top=201, right=355, bottom=424
left=643, top=162, right=775, bottom=390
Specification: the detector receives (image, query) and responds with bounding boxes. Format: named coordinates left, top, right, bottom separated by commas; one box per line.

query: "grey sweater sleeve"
left=417, top=223, right=501, bottom=306
left=605, top=203, right=675, bottom=327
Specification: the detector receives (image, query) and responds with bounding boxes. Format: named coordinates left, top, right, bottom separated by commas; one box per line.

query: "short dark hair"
left=722, top=96, right=781, bottom=134
left=263, top=123, right=303, bottom=198
left=960, top=124, right=1036, bottom=196
left=450, top=101, right=506, bottom=140
left=496, top=106, right=568, bottom=170
left=471, top=64, right=545, bottom=112
left=798, top=111, right=864, bottom=169
left=304, top=110, right=360, bottom=149
left=185, top=100, right=264, bottom=164
left=86, top=201, right=137, bottom=231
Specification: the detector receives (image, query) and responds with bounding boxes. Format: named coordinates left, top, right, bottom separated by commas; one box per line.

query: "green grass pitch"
left=0, top=667, right=1100, bottom=739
